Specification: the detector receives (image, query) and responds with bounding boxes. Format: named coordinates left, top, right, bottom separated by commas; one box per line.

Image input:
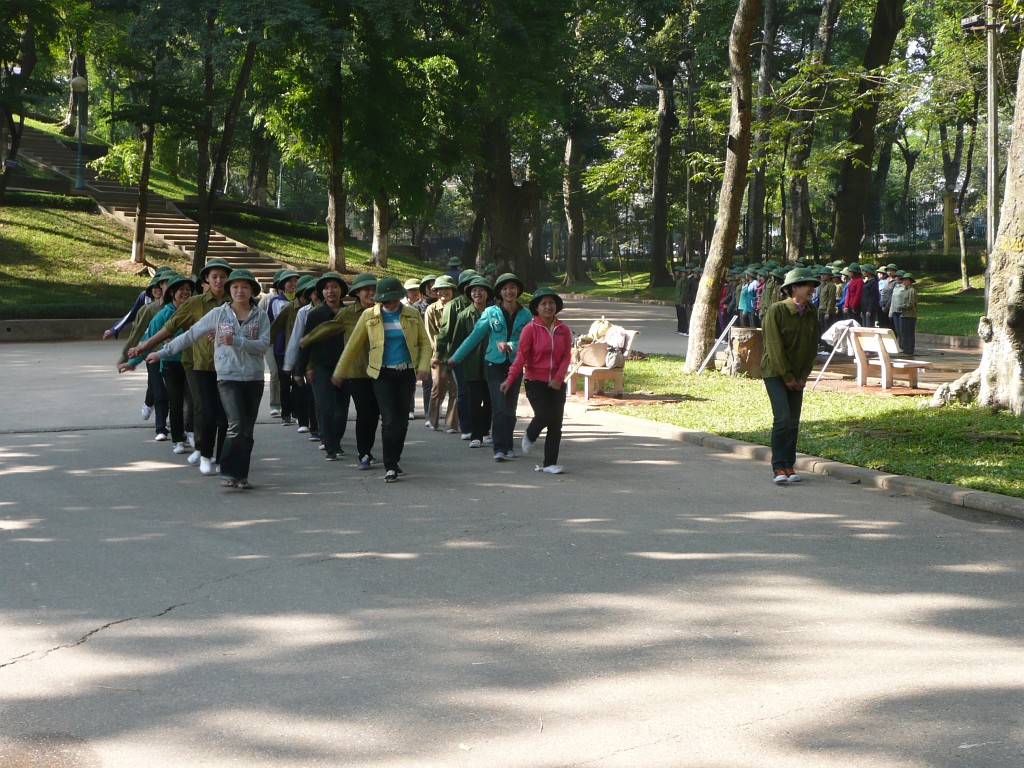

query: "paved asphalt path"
left=2, top=310, right=1023, bottom=767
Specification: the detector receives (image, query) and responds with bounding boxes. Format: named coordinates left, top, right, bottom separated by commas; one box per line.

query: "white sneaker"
left=482, top=436, right=493, bottom=446
left=445, top=428, right=457, bottom=434
left=460, top=433, right=472, bottom=440
left=505, top=450, right=515, bottom=459
left=494, top=452, right=505, bottom=461
left=521, top=434, right=534, bottom=455
left=141, top=404, right=153, bottom=421
left=173, top=442, right=187, bottom=454
left=787, top=470, right=802, bottom=483
left=270, top=408, right=282, bottom=418
left=468, top=439, right=482, bottom=448
left=424, top=420, right=433, bottom=430
left=408, top=411, right=417, bottom=420
left=536, top=464, right=565, bottom=475
left=154, top=433, right=169, bottom=442
left=199, top=457, right=217, bottom=476
left=186, top=432, right=195, bottom=446
left=297, top=426, right=309, bottom=433
left=187, top=450, right=201, bottom=465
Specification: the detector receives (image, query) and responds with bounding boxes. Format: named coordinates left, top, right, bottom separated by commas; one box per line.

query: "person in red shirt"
left=500, top=288, right=572, bottom=474
left=843, top=263, right=864, bottom=321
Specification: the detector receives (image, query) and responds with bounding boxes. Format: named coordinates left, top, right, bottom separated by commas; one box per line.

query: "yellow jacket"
left=333, top=304, right=431, bottom=380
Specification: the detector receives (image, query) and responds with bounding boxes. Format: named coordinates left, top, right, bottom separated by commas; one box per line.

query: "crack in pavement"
left=0, top=553, right=389, bottom=671
left=0, top=602, right=190, bottom=670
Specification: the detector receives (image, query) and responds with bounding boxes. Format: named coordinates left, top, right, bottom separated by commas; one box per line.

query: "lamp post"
left=962, top=4, right=999, bottom=309
left=70, top=75, right=88, bottom=190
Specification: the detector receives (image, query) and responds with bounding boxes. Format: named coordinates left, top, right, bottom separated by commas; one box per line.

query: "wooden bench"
left=847, top=327, right=931, bottom=389
left=567, top=329, right=639, bottom=400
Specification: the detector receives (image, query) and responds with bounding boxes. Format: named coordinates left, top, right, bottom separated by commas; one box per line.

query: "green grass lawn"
left=617, top=354, right=1024, bottom=498
left=0, top=205, right=189, bottom=319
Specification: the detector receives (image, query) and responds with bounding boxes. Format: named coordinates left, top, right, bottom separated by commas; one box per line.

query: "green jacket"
left=119, top=300, right=163, bottom=364
left=818, top=281, right=837, bottom=316
left=162, top=292, right=227, bottom=371
left=759, top=280, right=781, bottom=319
left=446, top=303, right=485, bottom=381
left=433, top=294, right=469, bottom=362
left=760, top=298, right=819, bottom=383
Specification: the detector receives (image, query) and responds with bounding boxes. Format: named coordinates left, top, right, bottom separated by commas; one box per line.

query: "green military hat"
left=199, top=257, right=232, bottom=281
left=494, top=272, right=525, bottom=296
left=782, top=267, right=820, bottom=288
left=466, top=276, right=495, bottom=299
left=295, top=274, right=318, bottom=295
left=162, top=273, right=195, bottom=304
left=432, top=274, right=457, bottom=291
left=316, top=271, right=349, bottom=297
left=224, top=269, right=261, bottom=295
left=528, top=287, right=564, bottom=315
left=348, top=272, right=378, bottom=296
left=374, top=276, right=407, bottom=302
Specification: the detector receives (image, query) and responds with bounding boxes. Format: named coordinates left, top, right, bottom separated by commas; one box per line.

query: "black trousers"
left=764, top=376, right=803, bottom=472
left=468, top=379, right=492, bottom=441
left=523, top=379, right=566, bottom=468
left=192, top=369, right=227, bottom=462
left=161, top=361, right=194, bottom=443
left=312, top=370, right=350, bottom=455
left=347, top=378, right=379, bottom=460
left=372, top=368, right=416, bottom=471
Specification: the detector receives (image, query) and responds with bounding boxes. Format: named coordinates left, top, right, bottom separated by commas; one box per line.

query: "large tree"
left=684, top=0, right=762, bottom=372
left=830, top=0, right=907, bottom=262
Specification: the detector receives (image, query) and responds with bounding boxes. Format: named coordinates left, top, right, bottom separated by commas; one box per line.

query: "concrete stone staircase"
left=17, top=124, right=300, bottom=286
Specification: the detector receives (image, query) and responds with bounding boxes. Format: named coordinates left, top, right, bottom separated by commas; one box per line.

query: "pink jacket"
left=504, top=317, right=572, bottom=385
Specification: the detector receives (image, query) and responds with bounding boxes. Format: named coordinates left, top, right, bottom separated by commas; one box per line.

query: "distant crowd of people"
left=108, top=256, right=571, bottom=489
left=674, top=260, right=919, bottom=354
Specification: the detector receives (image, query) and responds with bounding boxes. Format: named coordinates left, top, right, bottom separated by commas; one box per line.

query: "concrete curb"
left=568, top=401, right=1024, bottom=522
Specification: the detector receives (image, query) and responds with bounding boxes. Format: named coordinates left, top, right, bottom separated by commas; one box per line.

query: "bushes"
left=3, top=191, right=97, bottom=211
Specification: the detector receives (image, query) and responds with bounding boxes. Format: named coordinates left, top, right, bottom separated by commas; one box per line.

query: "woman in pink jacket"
left=500, top=288, right=572, bottom=474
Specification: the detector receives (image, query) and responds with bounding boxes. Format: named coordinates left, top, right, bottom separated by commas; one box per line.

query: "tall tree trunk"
left=325, top=141, right=346, bottom=273
left=370, top=186, right=389, bottom=267
left=461, top=166, right=486, bottom=267
left=957, top=50, right=1024, bottom=412
left=867, top=121, right=896, bottom=239
left=895, top=126, right=919, bottom=232
left=480, top=119, right=539, bottom=289
left=0, top=24, right=37, bottom=206
left=247, top=119, right=271, bottom=207
left=831, top=0, right=907, bottom=262
left=649, top=62, right=679, bottom=288
left=684, top=0, right=762, bottom=372
left=132, top=122, right=156, bottom=265
left=785, top=0, right=841, bottom=263
left=955, top=92, right=980, bottom=290
left=747, top=0, right=780, bottom=265
left=562, top=129, right=594, bottom=286
left=59, top=51, right=87, bottom=137
left=413, top=181, right=444, bottom=247
left=192, top=28, right=259, bottom=276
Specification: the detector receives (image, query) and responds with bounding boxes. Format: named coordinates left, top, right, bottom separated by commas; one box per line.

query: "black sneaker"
left=384, top=470, right=399, bottom=483
left=325, top=453, right=339, bottom=461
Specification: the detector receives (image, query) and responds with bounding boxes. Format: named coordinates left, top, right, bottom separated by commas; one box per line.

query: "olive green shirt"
left=433, top=294, right=469, bottom=362
left=760, top=298, right=819, bottom=384
left=119, top=300, right=163, bottom=364
left=162, top=292, right=227, bottom=371
left=818, top=281, right=837, bottom=316
left=759, top=280, right=781, bottom=319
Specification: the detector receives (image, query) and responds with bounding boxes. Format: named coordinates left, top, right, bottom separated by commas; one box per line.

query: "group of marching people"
left=697, top=259, right=918, bottom=354
left=110, top=256, right=571, bottom=489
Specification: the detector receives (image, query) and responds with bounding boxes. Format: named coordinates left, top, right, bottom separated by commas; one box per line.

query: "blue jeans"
left=764, top=376, right=803, bottom=472
left=486, top=361, right=521, bottom=454
left=217, top=379, right=263, bottom=481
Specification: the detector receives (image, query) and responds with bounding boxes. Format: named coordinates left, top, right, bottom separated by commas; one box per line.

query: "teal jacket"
left=449, top=303, right=531, bottom=368
left=128, top=303, right=184, bottom=369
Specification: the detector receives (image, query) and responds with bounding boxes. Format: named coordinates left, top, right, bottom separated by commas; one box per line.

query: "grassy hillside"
left=0, top=204, right=189, bottom=319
